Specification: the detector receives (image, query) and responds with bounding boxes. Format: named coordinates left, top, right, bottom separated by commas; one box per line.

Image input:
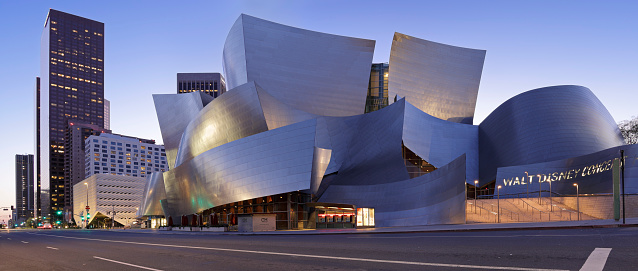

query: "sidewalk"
left=112, top=217, right=638, bottom=235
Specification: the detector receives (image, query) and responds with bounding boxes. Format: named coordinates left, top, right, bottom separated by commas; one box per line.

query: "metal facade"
left=164, top=119, right=317, bottom=218
left=153, top=92, right=212, bottom=169
left=479, top=85, right=625, bottom=184
left=320, top=154, right=467, bottom=227
left=138, top=172, right=166, bottom=217
left=495, top=144, right=638, bottom=196
left=138, top=14, right=629, bottom=228
left=223, top=14, right=375, bottom=117
left=389, top=33, right=485, bottom=124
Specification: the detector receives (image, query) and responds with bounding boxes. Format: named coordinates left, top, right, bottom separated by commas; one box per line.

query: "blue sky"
left=0, top=0, right=636, bottom=212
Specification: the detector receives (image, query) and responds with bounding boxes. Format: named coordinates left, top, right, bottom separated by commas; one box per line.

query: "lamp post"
left=537, top=174, right=542, bottom=204
left=525, top=171, right=529, bottom=199
left=548, top=179, right=554, bottom=212
left=84, top=182, right=89, bottom=229
left=573, top=183, right=579, bottom=221
left=497, top=185, right=502, bottom=223
left=474, top=180, right=479, bottom=213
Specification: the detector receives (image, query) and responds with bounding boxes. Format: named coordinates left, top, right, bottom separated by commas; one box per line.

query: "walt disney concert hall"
left=138, top=14, right=636, bottom=229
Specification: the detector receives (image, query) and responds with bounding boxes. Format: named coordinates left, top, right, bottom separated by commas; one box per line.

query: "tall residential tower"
left=36, top=9, right=105, bottom=223
left=15, top=154, right=35, bottom=221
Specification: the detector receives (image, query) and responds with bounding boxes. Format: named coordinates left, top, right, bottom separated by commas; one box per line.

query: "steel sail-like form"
left=389, top=33, right=485, bottom=124
left=141, top=14, right=629, bottom=228
left=223, top=14, right=375, bottom=117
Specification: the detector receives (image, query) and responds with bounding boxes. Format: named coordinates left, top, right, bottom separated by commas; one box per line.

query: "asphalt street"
left=0, top=227, right=637, bottom=270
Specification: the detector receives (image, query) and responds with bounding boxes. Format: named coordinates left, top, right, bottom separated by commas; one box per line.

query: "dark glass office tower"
left=365, top=63, right=389, bottom=113
left=15, top=154, right=35, bottom=221
left=177, top=73, right=226, bottom=98
left=37, top=9, right=104, bottom=223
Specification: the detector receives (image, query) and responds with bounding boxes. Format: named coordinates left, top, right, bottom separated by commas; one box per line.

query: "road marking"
left=31, top=233, right=567, bottom=271
left=93, top=256, right=163, bottom=271
left=350, top=233, right=632, bottom=239
left=21, top=241, right=28, bottom=243
left=46, top=247, right=59, bottom=250
left=580, top=248, right=612, bottom=271
left=7, top=238, right=11, bottom=240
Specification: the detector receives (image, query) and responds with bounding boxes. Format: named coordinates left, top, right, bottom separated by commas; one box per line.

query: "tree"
left=618, top=116, right=638, bottom=144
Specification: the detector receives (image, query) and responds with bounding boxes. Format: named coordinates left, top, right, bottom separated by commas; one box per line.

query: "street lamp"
left=573, top=183, right=579, bottom=221
left=537, top=174, right=542, bottom=204
left=474, top=180, right=479, bottom=213
left=84, top=182, right=89, bottom=229
left=497, top=185, right=502, bottom=223
left=548, top=179, right=554, bottom=212
left=525, top=171, right=529, bottom=199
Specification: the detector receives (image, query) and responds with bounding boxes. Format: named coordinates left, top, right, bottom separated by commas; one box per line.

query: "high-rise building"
left=365, top=63, right=389, bottom=113
left=84, top=133, right=167, bottom=179
left=104, top=99, right=110, bottom=130
left=177, top=73, right=226, bottom=98
left=15, top=154, right=35, bottom=221
left=65, top=121, right=110, bottom=187
left=36, top=9, right=105, bottom=223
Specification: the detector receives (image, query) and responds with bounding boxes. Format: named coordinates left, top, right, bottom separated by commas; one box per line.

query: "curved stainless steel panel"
left=174, top=81, right=269, bottom=167
left=320, top=154, right=467, bottom=227
left=164, top=119, right=318, bottom=217
left=255, top=82, right=318, bottom=130
left=138, top=172, right=166, bottom=217
left=495, top=144, right=638, bottom=196
left=479, top=85, right=625, bottom=184
left=153, top=92, right=210, bottom=169
left=402, top=100, right=479, bottom=183
left=389, top=33, right=485, bottom=124
left=223, top=14, right=374, bottom=117
left=323, top=99, right=409, bottom=186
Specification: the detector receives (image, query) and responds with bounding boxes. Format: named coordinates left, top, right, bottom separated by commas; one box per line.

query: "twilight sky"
left=0, top=0, right=636, bottom=213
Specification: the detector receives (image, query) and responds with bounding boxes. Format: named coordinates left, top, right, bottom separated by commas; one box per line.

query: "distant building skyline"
left=15, top=154, right=34, bottom=221
left=84, top=133, right=167, bottom=179
left=177, top=73, right=226, bottom=98
left=365, top=63, right=389, bottom=113
left=36, top=9, right=105, bottom=223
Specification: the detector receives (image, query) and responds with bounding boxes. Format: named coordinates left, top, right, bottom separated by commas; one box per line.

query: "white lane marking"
left=580, top=248, right=612, bottom=271
left=93, top=256, right=163, bottom=271
left=30, top=233, right=566, bottom=271
left=350, top=234, right=634, bottom=239
left=7, top=238, right=11, bottom=240
left=21, top=241, right=29, bottom=243
left=46, top=247, right=59, bottom=250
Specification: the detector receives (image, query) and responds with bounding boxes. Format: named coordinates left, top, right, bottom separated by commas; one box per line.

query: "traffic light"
left=56, top=221, right=61, bottom=225
left=11, top=205, right=14, bottom=210
left=86, top=213, right=90, bottom=219
left=56, top=210, right=62, bottom=216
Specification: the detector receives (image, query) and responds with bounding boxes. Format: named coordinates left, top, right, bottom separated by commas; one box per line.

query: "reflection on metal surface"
left=164, top=119, right=317, bottom=217
left=320, top=154, right=467, bottom=227
left=174, top=81, right=270, bottom=167
left=389, top=33, right=485, bottom=124
left=495, top=143, right=638, bottom=195
left=142, top=14, right=630, bottom=228
left=223, top=14, right=374, bottom=117
left=479, top=85, right=625, bottom=184
left=153, top=92, right=212, bottom=169
left=137, top=172, right=166, bottom=217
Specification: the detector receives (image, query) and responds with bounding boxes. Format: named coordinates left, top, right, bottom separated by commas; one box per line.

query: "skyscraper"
left=15, top=154, right=35, bottom=221
left=177, top=73, right=226, bottom=98
left=104, top=98, right=110, bottom=130
left=365, top=63, right=389, bottom=113
left=36, top=9, right=105, bottom=223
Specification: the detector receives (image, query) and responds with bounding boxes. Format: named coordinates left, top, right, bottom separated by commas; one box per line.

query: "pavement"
left=110, top=217, right=638, bottom=235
